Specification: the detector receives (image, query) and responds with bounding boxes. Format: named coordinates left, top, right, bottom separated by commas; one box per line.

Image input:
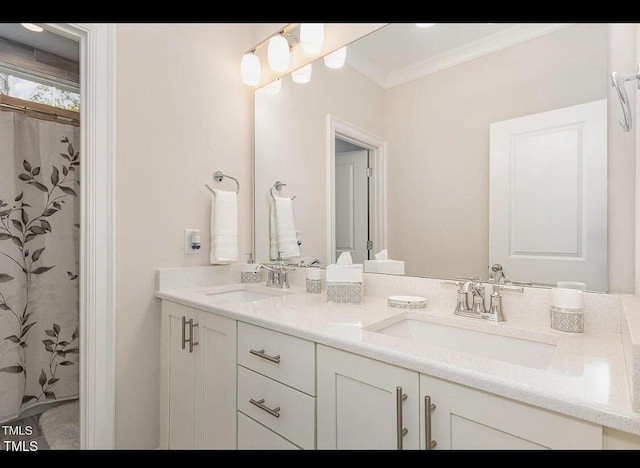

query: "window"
left=0, top=73, right=80, bottom=112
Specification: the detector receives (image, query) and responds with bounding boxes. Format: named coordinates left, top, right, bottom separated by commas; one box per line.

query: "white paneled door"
left=489, top=99, right=607, bottom=290
left=335, top=150, right=369, bottom=264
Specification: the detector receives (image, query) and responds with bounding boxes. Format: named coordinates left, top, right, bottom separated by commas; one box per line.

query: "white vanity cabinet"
left=420, top=374, right=603, bottom=450
left=317, top=345, right=420, bottom=449
left=236, top=322, right=316, bottom=449
left=159, top=301, right=237, bottom=449
left=317, top=345, right=605, bottom=450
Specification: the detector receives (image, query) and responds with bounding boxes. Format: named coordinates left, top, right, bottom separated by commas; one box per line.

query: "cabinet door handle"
left=181, top=316, right=187, bottom=350
left=189, top=320, right=199, bottom=353
left=249, top=348, right=281, bottom=364
left=396, top=387, right=408, bottom=450
left=249, top=398, right=280, bottom=418
left=424, top=395, right=437, bottom=450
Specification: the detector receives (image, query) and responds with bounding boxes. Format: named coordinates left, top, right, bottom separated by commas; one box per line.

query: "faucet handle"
left=455, top=276, right=479, bottom=282
left=493, top=285, right=524, bottom=294
left=441, top=279, right=469, bottom=290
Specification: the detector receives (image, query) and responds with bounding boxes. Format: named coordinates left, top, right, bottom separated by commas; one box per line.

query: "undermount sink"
left=372, top=319, right=556, bottom=370
left=202, top=289, right=282, bottom=303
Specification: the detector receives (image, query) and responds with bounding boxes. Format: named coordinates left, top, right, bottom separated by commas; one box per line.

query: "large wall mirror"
left=254, top=23, right=634, bottom=293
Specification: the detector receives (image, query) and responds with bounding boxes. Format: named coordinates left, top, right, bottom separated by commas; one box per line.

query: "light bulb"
left=263, top=79, right=281, bottom=95
left=415, top=23, right=436, bottom=29
left=240, top=52, right=261, bottom=86
left=267, top=35, right=290, bottom=72
left=292, top=63, right=312, bottom=84
left=323, top=46, right=347, bottom=69
left=21, top=23, right=43, bottom=32
left=300, top=23, right=324, bottom=54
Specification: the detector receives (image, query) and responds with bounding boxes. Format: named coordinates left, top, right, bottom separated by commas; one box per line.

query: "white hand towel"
left=269, top=198, right=279, bottom=260
left=210, top=190, right=238, bottom=264
left=274, top=196, right=300, bottom=259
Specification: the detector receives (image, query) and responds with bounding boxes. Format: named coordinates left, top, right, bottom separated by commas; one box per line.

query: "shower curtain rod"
left=0, top=95, right=79, bottom=126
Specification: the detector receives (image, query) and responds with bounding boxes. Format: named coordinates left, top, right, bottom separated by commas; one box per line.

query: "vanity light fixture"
left=415, top=23, right=436, bottom=29
left=240, top=51, right=261, bottom=86
left=240, top=23, right=326, bottom=87
left=21, top=23, right=44, bottom=32
left=300, top=23, right=324, bottom=54
left=324, top=46, right=347, bottom=69
left=292, top=63, right=312, bottom=84
left=263, top=78, right=282, bottom=95
left=268, top=34, right=290, bottom=73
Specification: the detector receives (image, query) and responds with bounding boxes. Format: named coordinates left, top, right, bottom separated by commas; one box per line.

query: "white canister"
left=306, top=267, right=322, bottom=294
left=550, top=288, right=584, bottom=333
left=307, top=267, right=322, bottom=280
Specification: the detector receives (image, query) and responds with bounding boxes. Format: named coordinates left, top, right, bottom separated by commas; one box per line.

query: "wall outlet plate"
left=184, top=228, right=201, bottom=254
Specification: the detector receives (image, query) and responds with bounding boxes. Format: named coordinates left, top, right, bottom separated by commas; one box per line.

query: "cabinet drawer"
left=237, top=366, right=315, bottom=449
left=238, top=322, right=315, bottom=395
left=238, top=412, right=301, bottom=450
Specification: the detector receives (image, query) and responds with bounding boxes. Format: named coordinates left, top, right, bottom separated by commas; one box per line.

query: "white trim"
left=327, top=115, right=386, bottom=264
left=350, top=23, right=573, bottom=90
left=44, top=23, right=116, bottom=449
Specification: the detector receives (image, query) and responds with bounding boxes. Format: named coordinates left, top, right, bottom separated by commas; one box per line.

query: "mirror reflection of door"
left=335, top=138, right=370, bottom=264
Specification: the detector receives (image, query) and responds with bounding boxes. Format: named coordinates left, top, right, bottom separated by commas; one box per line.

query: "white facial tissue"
left=336, top=252, right=353, bottom=265
left=374, top=249, right=388, bottom=260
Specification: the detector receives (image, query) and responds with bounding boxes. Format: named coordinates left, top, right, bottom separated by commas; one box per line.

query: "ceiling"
left=0, top=23, right=79, bottom=62
left=346, top=23, right=572, bottom=89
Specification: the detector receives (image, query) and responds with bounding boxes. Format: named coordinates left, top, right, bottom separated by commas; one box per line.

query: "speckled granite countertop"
left=155, top=283, right=640, bottom=435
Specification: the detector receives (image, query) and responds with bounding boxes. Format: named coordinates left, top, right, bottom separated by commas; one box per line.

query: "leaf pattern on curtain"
left=0, top=114, right=79, bottom=422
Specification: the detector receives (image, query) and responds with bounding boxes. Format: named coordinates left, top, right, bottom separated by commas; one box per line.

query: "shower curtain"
left=0, top=112, right=79, bottom=423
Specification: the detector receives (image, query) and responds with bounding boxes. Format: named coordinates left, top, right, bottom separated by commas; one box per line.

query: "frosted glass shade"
left=21, top=23, right=43, bottom=32
left=292, top=63, right=312, bottom=84
left=263, top=79, right=281, bottom=95
left=240, top=53, right=261, bottom=86
left=323, top=46, right=347, bottom=69
left=300, top=23, right=324, bottom=54
left=268, top=35, right=290, bottom=72
left=415, top=23, right=436, bottom=28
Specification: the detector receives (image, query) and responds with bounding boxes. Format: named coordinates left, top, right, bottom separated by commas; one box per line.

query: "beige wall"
left=115, top=23, right=254, bottom=448
left=254, top=61, right=385, bottom=265
left=609, top=24, right=636, bottom=293
left=384, top=24, right=611, bottom=283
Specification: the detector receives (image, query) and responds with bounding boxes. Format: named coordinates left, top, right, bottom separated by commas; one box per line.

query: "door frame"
left=45, top=23, right=116, bottom=449
left=326, top=115, right=386, bottom=264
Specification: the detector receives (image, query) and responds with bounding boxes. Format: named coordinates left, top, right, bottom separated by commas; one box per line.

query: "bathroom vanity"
left=156, top=266, right=640, bottom=450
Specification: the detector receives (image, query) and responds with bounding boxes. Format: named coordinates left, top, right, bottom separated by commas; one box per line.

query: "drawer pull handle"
left=249, top=348, right=281, bottom=364
left=249, top=398, right=281, bottom=418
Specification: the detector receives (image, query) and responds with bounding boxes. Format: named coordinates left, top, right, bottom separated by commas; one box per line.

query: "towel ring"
left=206, top=171, right=240, bottom=195
left=270, top=180, right=296, bottom=201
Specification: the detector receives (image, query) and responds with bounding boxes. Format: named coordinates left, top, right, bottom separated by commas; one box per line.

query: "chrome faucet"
left=470, top=281, right=486, bottom=315
left=489, top=264, right=506, bottom=285
left=485, top=284, right=524, bottom=322
left=259, top=253, right=297, bottom=289
left=442, top=277, right=523, bottom=322
left=441, top=277, right=484, bottom=319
